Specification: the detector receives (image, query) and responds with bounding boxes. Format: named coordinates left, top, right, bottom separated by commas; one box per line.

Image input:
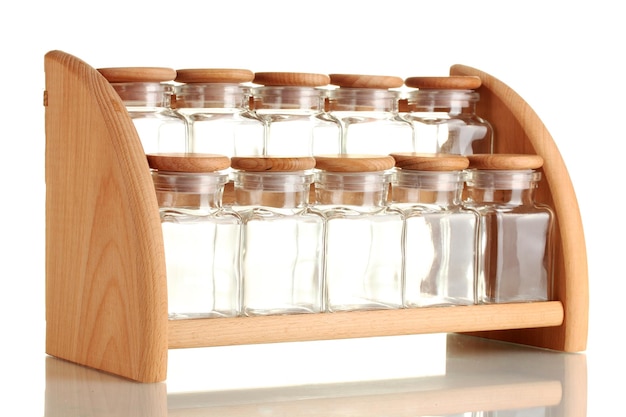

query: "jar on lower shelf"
left=389, top=153, right=478, bottom=307
left=231, top=156, right=324, bottom=316
left=147, top=153, right=242, bottom=319
left=314, top=154, right=403, bottom=312
left=464, top=153, right=554, bottom=303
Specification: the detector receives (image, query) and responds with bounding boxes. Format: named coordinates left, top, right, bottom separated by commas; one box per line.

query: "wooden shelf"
left=44, top=50, right=589, bottom=383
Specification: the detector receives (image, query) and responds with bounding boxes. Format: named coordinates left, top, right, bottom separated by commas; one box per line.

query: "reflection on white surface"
left=44, top=333, right=586, bottom=417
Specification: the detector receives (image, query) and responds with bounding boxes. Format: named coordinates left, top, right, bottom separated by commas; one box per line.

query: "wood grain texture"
left=314, top=154, right=396, bottom=172
left=230, top=156, right=316, bottom=171
left=329, top=73, right=404, bottom=89
left=146, top=153, right=230, bottom=172
left=168, top=302, right=563, bottom=348
left=97, top=67, right=176, bottom=83
left=466, top=153, right=544, bottom=170
left=45, top=50, right=168, bottom=382
left=390, top=153, right=470, bottom=171
left=404, top=75, right=482, bottom=90
left=253, top=72, right=330, bottom=87
left=450, top=64, right=589, bottom=352
left=174, top=68, right=254, bottom=84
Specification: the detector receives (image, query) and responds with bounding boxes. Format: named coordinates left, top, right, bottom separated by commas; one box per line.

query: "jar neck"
left=465, top=170, right=540, bottom=206
left=152, top=171, right=228, bottom=209
left=405, top=90, right=478, bottom=116
left=174, top=83, right=248, bottom=109
left=233, top=171, right=313, bottom=208
left=251, top=86, right=324, bottom=111
left=315, top=171, right=391, bottom=207
left=111, top=82, right=174, bottom=108
left=391, top=170, right=465, bottom=207
left=327, top=88, right=399, bottom=112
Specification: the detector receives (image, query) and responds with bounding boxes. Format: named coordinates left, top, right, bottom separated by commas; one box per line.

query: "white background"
left=1, top=0, right=624, bottom=415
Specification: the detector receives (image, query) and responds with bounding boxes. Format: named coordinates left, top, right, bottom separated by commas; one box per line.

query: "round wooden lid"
left=390, top=152, right=470, bottom=171
left=98, top=67, right=177, bottom=83
left=404, top=76, right=482, bottom=90
left=314, top=154, right=396, bottom=172
left=146, top=153, right=230, bottom=172
left=467, top=153, right=544, bottom=170
left=175, top=68, right=254, bottom=84
left=329, top=73, right=404, bottom=89
left=230, top=156, right=316, bottom=172
left=252, top=72, right=330, bottom=87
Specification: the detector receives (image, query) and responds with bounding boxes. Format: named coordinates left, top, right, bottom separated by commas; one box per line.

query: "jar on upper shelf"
left=249, top=72, right=341, bottom=157
left=173, top=68, right=265, bottom=158
left=147, top=152, right=242, bottom=319
left=463, top=153, right=554, bottom=304
left=402, top=76, right=493, bottom=155
left=326, top=73, right=414, bottom=155
left=389, top=152, right=477, bottom=307
left=231, top=156, right=324, bottom=316
left=98, top=66, right=188, bottom=154
left=314, top=154, right=403, bottom=312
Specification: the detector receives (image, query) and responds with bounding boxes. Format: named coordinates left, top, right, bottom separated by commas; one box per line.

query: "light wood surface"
left=390, top=152, right=470, bottom=171
left=45, top=50, right=169, bottom=382
left=146, top=153, right=230, bottom=172
left=97, top=66, right=176, bottom=82
left=404, top=75, right=482, bottom=90
left=174, top=68, right=254, bottom=84
left=252, top=72, right=330, bottom=87
left=314, top=154, right=396, bottom=172
left=467, top=153, right=544, bottom=170
left=230, top=156, right=316, bottom=171
left=451, top=63, right=589, bottom=352
left=44, top=50, right=588, bottom=382
left=329, top=73, right=404, bottom=89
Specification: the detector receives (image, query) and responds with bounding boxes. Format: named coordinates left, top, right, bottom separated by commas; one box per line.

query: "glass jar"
left=314, top=154, right=403, bottom=312
left=250, top=72, right=341, bottom=156
left=173, top=68, right=265, bottom=158
left=147, top=153, right=242, bottom=319
left=402, top=76, right=493, bottom=155
left=232, top=156, right=324, bottom=316
left=326, top=74, right=414, bottom=155
left=98, top=67, right=188, bottom=154
left=464, top=154, right=554, bottom=303
left=389, top=153, right=477, bottom=307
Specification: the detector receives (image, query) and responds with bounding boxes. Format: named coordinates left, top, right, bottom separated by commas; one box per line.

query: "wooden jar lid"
left=467, top=153, right=544, bottom=170
left=97, top=67, right=177, bottom=83
left=390, top=152, right=470, bottom=171
left=175, top=68, right=254, bottom=84
left=146, top=153, right=230, bottom=172
left=230, top=156, right=316, bottom=172
left=404, top=76, right=482, bottom=90
left=329, top=74, right=404, bottom=89
left=314, top=154, right=396, bottom=172
left=252, top=72, right=330, bottom=87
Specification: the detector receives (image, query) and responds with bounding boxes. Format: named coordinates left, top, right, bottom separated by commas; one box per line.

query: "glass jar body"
left=315, top=171, right=403, bottom=311
left=233, top=171, right=324, bottom=315
left=113, top=82, right=188, bottom=154
left=464, top=170, right=554, bottom=303
left=251, top=86, right=341, bottom=156
left=402, top=90, right=493, bottom=155
left=153, top=171, right=242, bottom=319
left=391, top=170, right=477, bottom=307
left=327, top=88, right=414, bottom=155
left=174, top=83, right=265, bottom=157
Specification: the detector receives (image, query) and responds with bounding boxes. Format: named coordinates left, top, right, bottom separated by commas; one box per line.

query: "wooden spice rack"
left=44, top=50, right=589, bottom=383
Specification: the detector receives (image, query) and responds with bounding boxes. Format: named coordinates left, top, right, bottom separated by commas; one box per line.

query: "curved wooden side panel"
left=450, top=64, right=589, bottom=352
left=44, top=50, right=168, bottom=382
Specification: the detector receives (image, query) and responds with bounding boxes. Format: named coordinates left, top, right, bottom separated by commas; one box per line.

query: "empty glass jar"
left=148, top=153, right=242, bottom=319
left=98, top=67, right=188, bottom=154
left=327, top=73, right=414, bottom=155
left=464, top=153, right=554, bottom=303
left=173, top=68, right=265, bottom=158
left=389, top=153, right=478, bottom=307
left=250, top=72, right=341, bottom=156
left=402, top=76, right=493, bottom=155
left=314, top=154, right=403, bottom=312
left=232, top=156, right=324, bottom=316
